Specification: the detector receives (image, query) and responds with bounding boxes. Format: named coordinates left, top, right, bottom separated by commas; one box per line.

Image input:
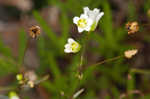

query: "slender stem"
left=78, top=32, right=90, bottom=71
left=35, top=75, right=50, bottom=84
left=73, top=32, right=90, bottom=99
left=91, top=55, right=123, bottom=67
left=120, top=90, right=144, bottom=99
left=130, top=68, right=150, bottom=74
left=79, top=55, right=83, bottom=67
left=0, top=86, right=17, bottom=91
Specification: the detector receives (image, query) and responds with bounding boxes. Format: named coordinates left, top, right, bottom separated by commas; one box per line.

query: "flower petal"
left=65, top=44, right=70, bottom=49
left=80, top=14, right=88, bottom=19
left=11, top=96, right=19, bottom=99
left=96, top=12, right=104, bottom=24
left=68, top=38, right=75, bottom=43
left=93, top=8, right=100, bottom=14
left=64, top=49, right=71, bottom=53
left=87, top=18, right=93, bottom=26
left=83, top=7, right=89, bottom=15
left=78, top=27, right=84, bottom=33
left=73, top=17, right=79, bottom=24
left=85, top=25, right=91, bottom=31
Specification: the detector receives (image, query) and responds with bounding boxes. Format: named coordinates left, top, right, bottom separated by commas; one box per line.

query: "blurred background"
left=0, top=0, right=150, bottom=99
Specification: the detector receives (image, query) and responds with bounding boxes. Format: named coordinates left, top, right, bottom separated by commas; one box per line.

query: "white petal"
left=11, top=96, right=19, bottom=99
left=87, top=18, right=93, bottom=26
left=68, top=38, right=75, bottom=43
left=88, top=11, right=97, bottom=20
left=78, top=27, right=84, bottom=33
left=80, top=14, right=88, bottom=19
left=96, top=12, right=104, bottom=23
left=93, top=8, right=100, bottom=14
left=73, top=17, right=79, bottom=24
left=64, top=48, right=71, bottom=53
left=65, top=44, right=70, bottom=49
left=83, top=7, right=89, bottom=15
left=85, top=26, right=91, bottom=31
left=99, top=12, right=104, bottom=18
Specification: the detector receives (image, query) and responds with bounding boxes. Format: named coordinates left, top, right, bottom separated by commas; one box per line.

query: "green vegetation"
left=0, top=0, right=150, bottom=99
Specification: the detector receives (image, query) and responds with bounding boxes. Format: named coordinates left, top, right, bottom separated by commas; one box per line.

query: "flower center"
left=71, top=42, right=78, bottom=51
left=77, top=18, right=87, bottom=28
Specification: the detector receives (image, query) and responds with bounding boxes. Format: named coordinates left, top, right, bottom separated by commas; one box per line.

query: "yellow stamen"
left=77, top=18, right=87, bottom=28
left=71, top=42, right=78, bottom=51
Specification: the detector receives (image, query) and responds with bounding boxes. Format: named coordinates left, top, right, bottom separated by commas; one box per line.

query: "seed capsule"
left=126, top=21, right=139, bottom=34
left=29, top=25, right=41, bottom=39
left=124, top=49, right=138, bottom=59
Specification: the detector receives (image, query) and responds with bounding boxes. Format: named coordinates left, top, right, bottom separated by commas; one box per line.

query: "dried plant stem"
left=35, top=75, right=50, bottom=84
left=130, top=68, right=150, bottom=74
left=91, top=55, right=123, bottom=67
left=119, top=90, right=144, bottom=99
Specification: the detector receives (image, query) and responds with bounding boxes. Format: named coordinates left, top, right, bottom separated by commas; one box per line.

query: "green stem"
left=72, top=32, right=90, bottom=99
left=91, top=55, right=123, bottom=67
left=130, top=68, right=150, bottom=74
left=78, top=32, right=90, bottom=71
left=0, top=86, right=17, bottom=91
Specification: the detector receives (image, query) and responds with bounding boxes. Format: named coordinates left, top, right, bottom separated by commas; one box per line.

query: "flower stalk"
left=130, top=68, right=150, bottom=75
left=91, top=55, right=123, bottom=67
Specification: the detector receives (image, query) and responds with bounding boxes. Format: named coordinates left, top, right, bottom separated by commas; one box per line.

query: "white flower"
left=73, top=14, right=93, bottom=33
left=83, top=7, right=104, bottom=31
left=64, top=38, right=81, bottom=53
left=10, top=96, right=19, bottom=99
left=73, top=7, right=104, bottom=33
left=9, top=92, right=19, bottom=99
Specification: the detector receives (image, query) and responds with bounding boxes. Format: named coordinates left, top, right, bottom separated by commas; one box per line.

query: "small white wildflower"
left=9, top=92, right=19, bottom=99
left=124, top=49, right=138, bottom=59
left=73, top=14, right=93, bottom=33
left=64, top=38, right=81, bottom=53
left=83, top=7, right=104, bottom=31
left=73, top=7, right=104, bottom=33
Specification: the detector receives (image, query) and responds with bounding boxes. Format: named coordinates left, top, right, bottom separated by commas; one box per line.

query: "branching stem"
left=91, top=55, right=123, bottom=67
